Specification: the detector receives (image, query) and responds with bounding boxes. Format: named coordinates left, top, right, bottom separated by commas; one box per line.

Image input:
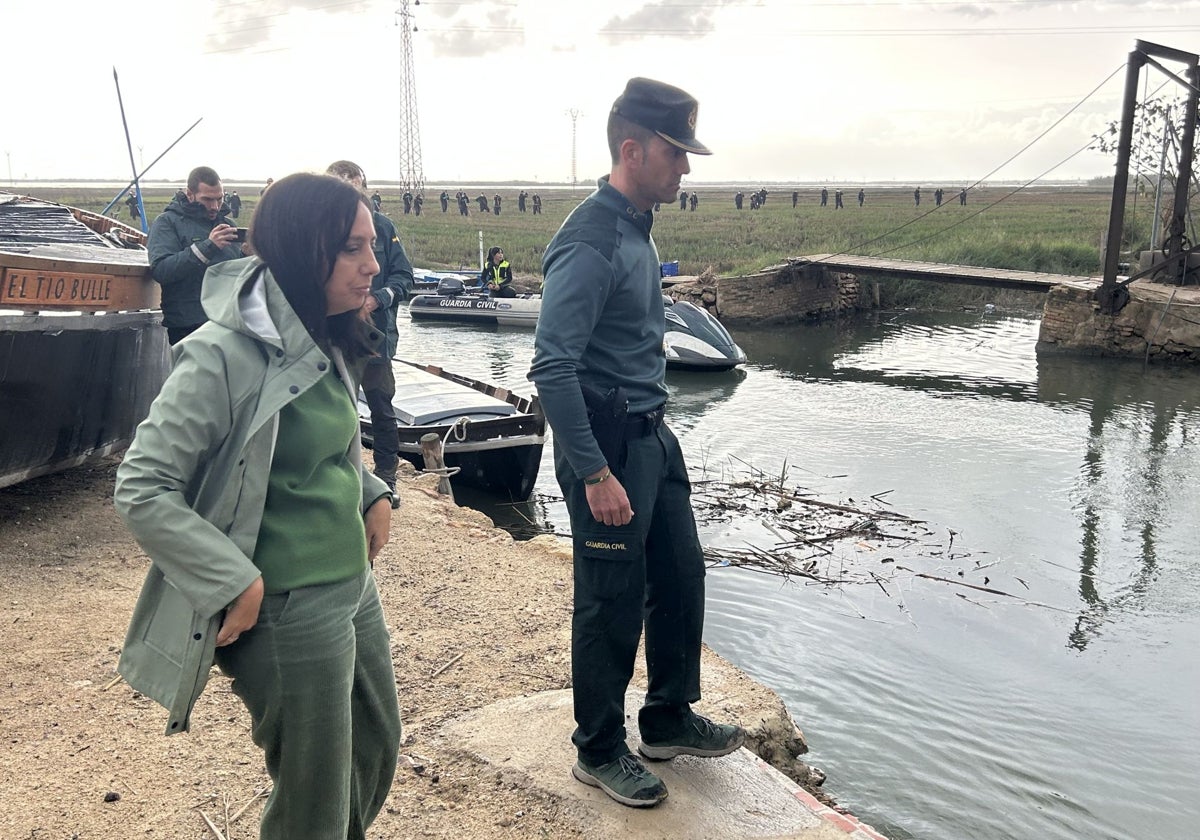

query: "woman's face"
left=492, top=249, right=504, bottom=265
left=325, top=203, right=379, bottom=315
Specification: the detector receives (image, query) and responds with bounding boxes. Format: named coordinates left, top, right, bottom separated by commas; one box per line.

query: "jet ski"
left=663, top=296, right=747, bottom=372
left=409, top=279, right=746, bottom=371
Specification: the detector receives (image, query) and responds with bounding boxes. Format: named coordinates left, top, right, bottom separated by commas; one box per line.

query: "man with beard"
left=528, top=77, right=745, bottom=810
left=148, top=166, right=244, bottom=344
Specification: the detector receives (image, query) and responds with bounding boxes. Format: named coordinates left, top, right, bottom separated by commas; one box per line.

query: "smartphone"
left=235, top=227, right=249, bottom=243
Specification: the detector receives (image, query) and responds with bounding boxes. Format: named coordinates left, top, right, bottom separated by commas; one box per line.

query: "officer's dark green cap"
left=611, top=77, right=712, bottom=156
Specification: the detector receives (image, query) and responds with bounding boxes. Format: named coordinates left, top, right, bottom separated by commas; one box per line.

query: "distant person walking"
left=228, top=191, right=242, bottom=219
left=493, top=194, right=502, bottom=216
left=518, top=190, right=528, bottom=213
left=820, top=187, right=828, bottom=207
left=440, top=190, right=449, bottom=213
left=959, top=188, right=967, bottom=206
left=734, top=191, right=743, bottom=210
left=372, top=191, right=382, bottom=212
left=913, top=186, right=921, bottom=207
left=792, top=190, right=798, bottom=208
left=679, top=189, right=687, bottom=210
left=689, top=191, right=698, bottom=211
left=402, top=191, right=413, bottom=215
left=834, top=189, right=843, bottom=209
left=934, top=188, right=943, bottom=207
left=857, top=188, right=865, bottom=207
left=532, top=193, right=542, bottom=215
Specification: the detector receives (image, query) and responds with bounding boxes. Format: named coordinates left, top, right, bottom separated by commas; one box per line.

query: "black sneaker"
left=571, top=753, right=668, bottom=808
left=638, top=713, right=745, bottom=761
left=378, top=478, right=401, bottom=509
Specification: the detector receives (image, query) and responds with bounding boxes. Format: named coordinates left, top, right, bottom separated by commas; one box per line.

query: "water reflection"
left=1037, top=354, right=1199, bottom=650
left=734, top=313, right=1040, bottom=399
left=394, top=311, right=1200, bottom=840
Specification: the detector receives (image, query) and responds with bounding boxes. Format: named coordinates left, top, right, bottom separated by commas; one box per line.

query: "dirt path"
left=0, top=458, right=818, bottom=839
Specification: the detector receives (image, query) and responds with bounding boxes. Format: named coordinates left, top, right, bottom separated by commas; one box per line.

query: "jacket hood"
left=164, top=194, right=229, bottom=224
left=202, top=257, right=316, bottom=357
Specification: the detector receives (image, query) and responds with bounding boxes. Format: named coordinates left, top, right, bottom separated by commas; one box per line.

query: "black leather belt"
left=624, top=406, right=665, bottom=438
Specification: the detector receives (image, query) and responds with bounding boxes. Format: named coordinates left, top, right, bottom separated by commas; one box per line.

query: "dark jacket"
left=369, top=212, right=414, bottom=359
left=529, top=178, right=668, bottom=479
left=480, top=260, right=513, bottom=290
left=147, top=195, right=242, bottom=329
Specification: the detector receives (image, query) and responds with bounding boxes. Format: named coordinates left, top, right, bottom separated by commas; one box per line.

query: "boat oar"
left=101, top=117, right=204, bottom=219
left=111, top=67, right=150, bottom=232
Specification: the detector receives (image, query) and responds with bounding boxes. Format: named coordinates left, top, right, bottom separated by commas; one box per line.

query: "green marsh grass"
left=30, top=183, right=1139, bottom=308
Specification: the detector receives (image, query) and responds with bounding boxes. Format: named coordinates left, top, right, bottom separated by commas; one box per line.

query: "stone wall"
left=1039, top=282, right=1200, bottom=363
left=668, top=264, right=866, bottom=325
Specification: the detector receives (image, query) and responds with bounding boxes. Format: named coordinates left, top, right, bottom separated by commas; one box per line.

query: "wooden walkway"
left=791, top=254, right=1099, bottom=292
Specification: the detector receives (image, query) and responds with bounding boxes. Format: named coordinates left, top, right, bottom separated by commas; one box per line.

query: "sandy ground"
left=0, top=456, right=819, bottom=840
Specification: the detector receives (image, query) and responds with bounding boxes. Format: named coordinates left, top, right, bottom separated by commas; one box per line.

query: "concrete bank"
left=0, top=459, right=887, bottom=839
left=667, top=266, right=1200, bottom=363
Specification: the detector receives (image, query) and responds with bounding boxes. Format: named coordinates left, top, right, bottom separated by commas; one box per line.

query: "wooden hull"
left=359, top=361, right=546, bottom=501
left=0, top=193, right=168, bottom=489
left=0, top=311, right=169, bottom=489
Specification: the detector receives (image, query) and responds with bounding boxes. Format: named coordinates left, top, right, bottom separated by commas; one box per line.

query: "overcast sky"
left=4, top=0, right=1199, bottom=185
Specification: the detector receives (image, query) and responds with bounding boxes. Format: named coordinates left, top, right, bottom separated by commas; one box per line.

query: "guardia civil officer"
left=528, top=77, right=745, bottom=809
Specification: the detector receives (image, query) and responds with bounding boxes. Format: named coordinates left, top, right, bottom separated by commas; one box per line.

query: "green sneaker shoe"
left=638, top=713, right=746, bottom=760
left=572, top=753, right=669, bottom=808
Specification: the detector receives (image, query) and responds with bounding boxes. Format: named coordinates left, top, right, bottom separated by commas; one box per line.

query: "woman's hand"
left=217, top=576, right=264, bottom=647
left=365, top=497, right=392, bottom=561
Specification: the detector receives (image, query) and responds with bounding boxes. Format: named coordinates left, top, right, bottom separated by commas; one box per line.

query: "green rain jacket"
left=114, top=256, right=391, bottom=735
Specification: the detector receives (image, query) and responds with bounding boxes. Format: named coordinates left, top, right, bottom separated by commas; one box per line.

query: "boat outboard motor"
left=662, top=295, right=747, bottom=371
left=437, top=276, right=466, bottom=297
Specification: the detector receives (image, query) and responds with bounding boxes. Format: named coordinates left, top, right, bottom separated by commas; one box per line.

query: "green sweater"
left=253, top=370, right=368, bottom=593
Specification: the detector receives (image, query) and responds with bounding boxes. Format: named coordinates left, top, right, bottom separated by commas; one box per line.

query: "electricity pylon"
left=566, top=108, right=582, bottom=192
left=395, top=1, right=425, bottom=192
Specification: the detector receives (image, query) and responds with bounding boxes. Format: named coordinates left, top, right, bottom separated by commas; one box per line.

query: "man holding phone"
left=147, top=165, right=245, bottom=344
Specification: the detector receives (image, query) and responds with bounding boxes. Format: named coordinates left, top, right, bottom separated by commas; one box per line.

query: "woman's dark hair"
left=248, top=172, right=375, bottom=358
left=487, top=246, right=503, bottom=263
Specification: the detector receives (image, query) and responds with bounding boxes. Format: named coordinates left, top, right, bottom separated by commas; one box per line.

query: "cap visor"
left=657, top=131, right=712, bottom=156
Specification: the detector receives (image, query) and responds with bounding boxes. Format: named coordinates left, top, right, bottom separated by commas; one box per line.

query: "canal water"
left=393, top=308, right=1199, bottom=840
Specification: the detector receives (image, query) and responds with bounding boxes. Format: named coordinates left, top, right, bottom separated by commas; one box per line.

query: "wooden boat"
left=357, top=360, right=546, bottom=501
left=0, top=193, right=168, bottom=490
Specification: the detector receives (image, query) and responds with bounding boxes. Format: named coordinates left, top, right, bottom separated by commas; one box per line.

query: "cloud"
left=421, top=3, right=524, bottom=58
left=600, top=0, right=741, bottom=44
left=204, top=0, right=371, bottom=54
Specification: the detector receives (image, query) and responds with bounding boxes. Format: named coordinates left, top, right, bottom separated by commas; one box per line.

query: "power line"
left=808, top=62, right=1126, bottom=264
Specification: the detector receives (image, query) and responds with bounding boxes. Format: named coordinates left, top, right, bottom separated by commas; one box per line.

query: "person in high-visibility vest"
left=480, top=246, right=516, bottom=298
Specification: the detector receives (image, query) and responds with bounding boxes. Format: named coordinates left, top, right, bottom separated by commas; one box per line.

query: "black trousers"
left=555, top=422, right=705, bottom=765
left=361, top=357, right=400, bottom=481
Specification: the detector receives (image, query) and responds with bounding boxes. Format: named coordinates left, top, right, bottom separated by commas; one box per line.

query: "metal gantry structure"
left=395, top=1, right=425, bottom=193
left=566, top=108, right=582, bottom=192
left=1096, top=39, right=1199, bottom=314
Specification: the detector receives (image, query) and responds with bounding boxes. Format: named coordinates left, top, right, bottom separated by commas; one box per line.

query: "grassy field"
left=27, top=182, right=1143, bottom=289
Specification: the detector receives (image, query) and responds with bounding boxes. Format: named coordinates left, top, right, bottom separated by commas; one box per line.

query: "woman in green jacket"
left=115, top=173, right=400, bottom=839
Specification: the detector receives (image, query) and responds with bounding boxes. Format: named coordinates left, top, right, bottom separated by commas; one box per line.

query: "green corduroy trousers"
left=215, top=568, right=401, bottom=839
